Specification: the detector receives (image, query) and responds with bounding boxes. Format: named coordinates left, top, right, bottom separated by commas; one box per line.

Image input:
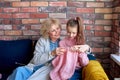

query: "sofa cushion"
left=0, top=39, right=33, bottom=73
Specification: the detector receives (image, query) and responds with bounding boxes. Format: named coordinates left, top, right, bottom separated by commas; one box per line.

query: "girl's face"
left=49, top=24, right=61, bottom=42
left=67, top=26, right=77, bottom=40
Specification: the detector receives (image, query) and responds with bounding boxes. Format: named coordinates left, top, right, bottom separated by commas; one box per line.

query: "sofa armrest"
left=0, top=39, right=33, bottom=73
left=82, top=60, right=109, bottom=80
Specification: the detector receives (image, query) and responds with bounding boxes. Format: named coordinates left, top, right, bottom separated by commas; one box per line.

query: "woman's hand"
left=51, top=47, right=66, bottom=56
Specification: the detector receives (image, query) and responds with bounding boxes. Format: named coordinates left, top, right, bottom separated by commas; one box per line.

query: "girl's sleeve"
left=78, top=53, right=89, bottom=67
left=30, top=38, right=54, bottom=65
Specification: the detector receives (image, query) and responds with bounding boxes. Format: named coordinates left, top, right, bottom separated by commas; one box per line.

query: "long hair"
left=67, top=17, right=85, bottom=45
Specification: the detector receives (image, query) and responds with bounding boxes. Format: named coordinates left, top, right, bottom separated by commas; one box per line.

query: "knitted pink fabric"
left=50, top=37, right=89, bottom=80
left=50, top=49, right=89, bottom=80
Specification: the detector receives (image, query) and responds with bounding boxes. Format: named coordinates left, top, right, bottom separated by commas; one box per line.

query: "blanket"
left=82, top=60, right=109, bottom=80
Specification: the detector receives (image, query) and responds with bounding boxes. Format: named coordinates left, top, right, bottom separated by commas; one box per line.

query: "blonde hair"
left=40, top=18, right=61, bottom=39
left=67, top=17, right=85, bottom=45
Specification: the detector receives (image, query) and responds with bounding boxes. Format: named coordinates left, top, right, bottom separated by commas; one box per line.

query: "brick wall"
left=0, top=0, right=114, bottom=70
left=111, top=0, right=120, bottom=56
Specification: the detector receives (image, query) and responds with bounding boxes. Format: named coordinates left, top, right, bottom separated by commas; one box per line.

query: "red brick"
left=113, top=32, right=119, bottom=39
left=49, top=13, right=66, bottom=18
left=12, top=19, right=22, bottom=24
left=68, top=2, right=85, bottom=7
left=66, top=7, right=76, bottom=13
left=22, top=19, right=39, bottom=24
left=84, top=20, right=94, bottom=24
left=3, top=8, right=19, bottom=12
left=92, top=48, right=103, bottom=52
left=85, top=25, right=94, bottom=30
left=12, top=2, right=30, bottom=7
left=61, top=30, right=67, bottom=36
left=31, top=25, right=41, bottom=30
left=77, top=0, right=95, bottom=1
left=5, top=30, right=22, bottom=35
left=85, top=31, right=94, bottom=36
left=0, top=8, right=2, bottom=12
left=0, top=13, right=12, bottom=18
left=87, top=2, right=104, bottom=7
left=0, top=36, right=13, bottom=40
left=104, top=14, right=112, bottom=19
left=32, top=36, right=41, bottom=40
left=95, top=8, right=112, bottom=13
left=89, top=37, right=103, bottom=42
left=13, top=13, right=29, bottom=18
left=0, top=25, right=12, bottom=30
left=92, top=42, right=104, bottom=47
left=61, top=24, right=66, bottom=30
left=94, top=26, right=104, bottom=30
left=12, top=25, right=31, bottom=30
left=76, top=8, right=94, bottom=13
left=31, top=1, right=48, bottom=6
left=4, top=25, right=12, bottom=30
left=104, top=26, right=111, bottom=31
left=112, top=24, right=117, bottom=32
left=95, top=31, right=111, bottom=37
left=115, top=20, right=119, bottom=26
left=3, top=0, right=20, bottom=1
left=49, top=1, right=66, bottom=6
left=115, top=39, right=119, bottom=46
left=104, top=37, right=111, bottom=42
left=113, top=14, right=118, bottom=19
left=2, top=19, right=12, bottom=24
left=104, top=48, right=111, bottom=52
left=117, top=27, right=120, bottom=33
left=0, top=25, right=4, bottom=30
left=59, top=19, right=67, bottom=24
left=95, top=20, right=112, bottom=25
left=0, top=31, right=4, bottom=35
left=119, top=41, right=120, bottom=47
left=30, top=13, right=48, bottom=18
left=96, top=0, right=113, bottom=1
left=23, top=30, right=39, bottom=35
left=14, top=36, right=32, bottom=40
left=105, top=1, right=113, bottom=7
left=21, top=7, right=37, bottom=12
left=114, top=7, right=120, bottom=12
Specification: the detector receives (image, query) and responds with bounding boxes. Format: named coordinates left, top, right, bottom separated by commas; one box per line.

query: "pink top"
left=50, top=37, right=89, bottom=80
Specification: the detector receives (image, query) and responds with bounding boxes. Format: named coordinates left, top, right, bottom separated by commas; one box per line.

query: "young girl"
left=50, top=17, right=90, bottom=80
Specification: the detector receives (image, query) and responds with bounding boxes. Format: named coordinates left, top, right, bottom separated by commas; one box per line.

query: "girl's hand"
left=78, top=45, right=90, bottom=53
left=70, top=45, right=90, bottom=53
left=52, top=47, right=66, bottom=56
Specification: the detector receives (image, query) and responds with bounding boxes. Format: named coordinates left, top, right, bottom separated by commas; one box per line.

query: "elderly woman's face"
left=49, top=24, right=61, bottom=42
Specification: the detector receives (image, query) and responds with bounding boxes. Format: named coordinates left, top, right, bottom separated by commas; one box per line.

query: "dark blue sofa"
left=0, top=39, right=96, bottom=80
left=0, top=39, right=33, bottom=80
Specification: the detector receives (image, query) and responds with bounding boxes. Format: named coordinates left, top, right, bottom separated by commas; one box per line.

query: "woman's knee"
left=16, top=66, right=25, bottom=71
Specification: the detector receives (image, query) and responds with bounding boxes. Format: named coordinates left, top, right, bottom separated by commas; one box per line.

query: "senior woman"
left=7, top=18, right=65, bottom=80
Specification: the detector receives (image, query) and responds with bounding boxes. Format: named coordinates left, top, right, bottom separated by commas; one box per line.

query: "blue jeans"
left=7, top=66, right=33, bottom=80
left=69, top=68, right=82, bottom=80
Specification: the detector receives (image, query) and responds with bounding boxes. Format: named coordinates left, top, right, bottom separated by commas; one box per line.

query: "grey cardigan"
left=26, top=37, right=54, bottom=70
